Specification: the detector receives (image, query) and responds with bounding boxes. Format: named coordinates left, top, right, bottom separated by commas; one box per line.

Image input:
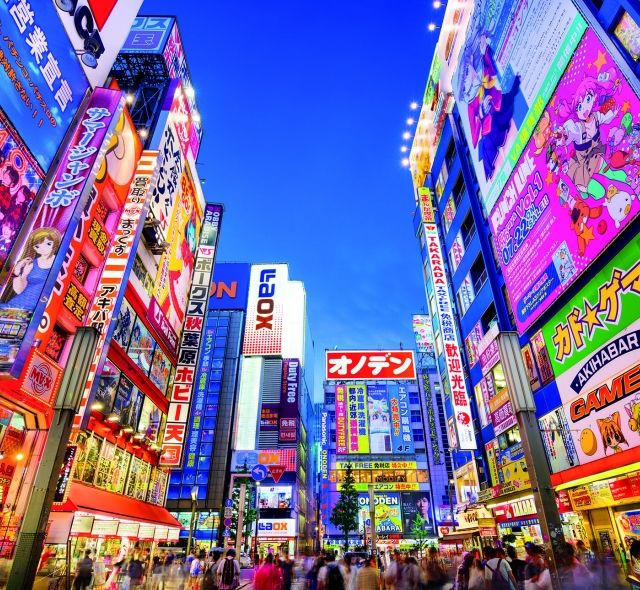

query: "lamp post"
left=186, top=485, right=199, bottom=557
left=448, top=479, right=456, bottom=531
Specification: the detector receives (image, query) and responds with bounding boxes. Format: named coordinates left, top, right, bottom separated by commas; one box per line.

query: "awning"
left=440, top=528, right=478, bottom=542
left=52, top=482, right=181, bottom=529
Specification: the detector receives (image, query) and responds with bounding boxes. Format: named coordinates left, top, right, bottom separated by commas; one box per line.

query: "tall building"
left=407, top=0, right=640, bottom=555
left=320, top=350, right=437, bottom=551
left=167, top=262, right=318, bottom=556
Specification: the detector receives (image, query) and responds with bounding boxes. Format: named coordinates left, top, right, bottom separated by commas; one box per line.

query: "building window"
left=456, top=274, right=475, bottom=316
left=502, top=285, right=516, bottom=328
left=452, top=174, right=466, bottom=209
left=411, top=410, right=422, bottom=423
left=325, top=392, right=335, bottom=405
left=481, top=303, right=498, bottom=333
left=470, top=254, right=488, bottom=294
left=445, top=139, right=456, bottom=170
left=443, top=195, right=456, bottom=233
left=413, top=431, right=425, bottom=442
left=436, top=162, right=448, bottom=201
left=409, top=392, right=420, bottom=405
left=461, top=212, right=476, bottom=249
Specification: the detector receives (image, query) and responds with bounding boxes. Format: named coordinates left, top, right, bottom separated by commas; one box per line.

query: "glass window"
left=212, top=347, right=225, bottom=359
left=75, top=434, right=102, bottom=485
left=149, top=347, right=171, bottom=393
left=614, top=11, right=640, bottom=61
left=113, top=377, right=144, bottom=428
left=127, top=317, right=156, bottom=375
left=413, top=431, right=425, bottom=442
left=94, top=360, right=120, bottom=413
left=211, top=359, right=224, bottom=369
left=411, top=410, right=422, bottom=423
left=112, top=299, right=136, bottom=349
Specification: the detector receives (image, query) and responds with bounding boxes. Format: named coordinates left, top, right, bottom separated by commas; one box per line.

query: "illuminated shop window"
left=614, top=11, right=640, bottom=62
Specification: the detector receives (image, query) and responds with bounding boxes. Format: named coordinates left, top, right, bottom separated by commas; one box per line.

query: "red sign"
left=326, top=351, right=416, bottom=381
left=269, top=465, right=286, bottom=484
left=20, top=349, right=63, bottom=407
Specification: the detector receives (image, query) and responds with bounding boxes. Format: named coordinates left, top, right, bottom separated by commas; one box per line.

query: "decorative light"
left=16, top=453, right=24, bottom=461
left=428, top=23, right=439, bottom=32
left=192, top=111, right=201, bottom=124
left=133, top=433, right=145, bottom=440
left=106, top=413, right=120, bottom=423
left=125, top=93, right=135, bottom=104
left=400, top=146, right=408, bottom=153
left=410, top=102, right=419, bottom=110
left=90, top=401, right=104, bottom=411
left=185, top=86, right=195, bottom=99
left=402, top=131, right=411, bottom=140
left=138, top=128, right=149, bottom=139
left=401, top=158, right=410, bottom=167
left=433, top=1, right=444, bottom=8
left=407, top=118, right=415, bottom=125
left=122, top=426, right=134, bottom=433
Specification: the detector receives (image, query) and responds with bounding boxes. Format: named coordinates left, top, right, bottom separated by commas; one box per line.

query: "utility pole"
left=236, top=482, right=247, bottom=554
left=368, top=484, right=376, bottom=558
left=7, top=328, right=98, bottom=590
left=498, top=332, right=565, bottom=590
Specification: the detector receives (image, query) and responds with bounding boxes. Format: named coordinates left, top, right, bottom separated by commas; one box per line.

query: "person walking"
left=279, top=550, right=295, bottom=590
left=356, top=557, right=379, bottom=590
left=255, top=553, right=284, bottom=590
left=421, top=547, right=447, bottom=590
left=74, top=549, right=94, bottom=590
left=506, top=546, right=525, bottom=590
left=218, top=549, right=241, bottom=590
left=483, top=546, right=517, bottom=590
left=456, top=551, right=484, bottom=590
left=523, top=546, right=550, bottom=590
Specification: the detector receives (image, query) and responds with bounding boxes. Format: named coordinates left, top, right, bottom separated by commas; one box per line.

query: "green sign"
left=541, top=235, right=640, bottom=376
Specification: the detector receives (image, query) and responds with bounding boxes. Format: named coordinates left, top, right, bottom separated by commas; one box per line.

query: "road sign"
left=269, top=465, right=286, bottom=483
left=224, top=498, right=233, bottom=508
left=222, top=528, right=231, bottom=537
left=224, top=508, right=233, bottom=518
left=224, top=518, right=232, bottom=527
left=251, top=464, right=268, bottom=482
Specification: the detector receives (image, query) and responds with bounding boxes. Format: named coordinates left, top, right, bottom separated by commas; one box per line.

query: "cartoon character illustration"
left=0, top=227, right=62, bottom=310
left=596, top=411, right=628, bottom=454
left=552, top=242, right=577, bottom=285
left=556, top=67, right=636, bottom=199
left=534, top=110, right=552, bottom=155
left=459, top=31, right=520, bottom=182
left=558, top=179, right=603, bottom=255
left=625, top=397, right=640, bottom=433
left=113, top=304, right=134, bottom=348
left=603, top=185, right=633, bottom=228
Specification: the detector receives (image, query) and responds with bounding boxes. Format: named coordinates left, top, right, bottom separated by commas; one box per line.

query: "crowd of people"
left=67, top=539, right=640, bottom=590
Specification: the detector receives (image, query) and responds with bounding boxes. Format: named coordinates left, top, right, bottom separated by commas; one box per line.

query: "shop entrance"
left=590, top=508, right=617, bottom=555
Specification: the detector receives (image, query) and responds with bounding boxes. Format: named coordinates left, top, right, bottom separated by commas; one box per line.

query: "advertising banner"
left=489, top=388, right=517, bottom=436
left=421, top=371, right=443, bottom=465
left=496, top=440, right=530, bottom=494
left=335, top=384, right=348, bottom=455
left=160, top=204, right=222, bottom=467
left=320, top=411, right=330, bottom=523
left=54, top=0, right=143, bottom=88
left=346, top=384, right=369, bottom=454
left=75, top=151, right=158, bottom=428
left=121, top=16, right=175, bottom=53
left=243, top=264, right=287, bottom=356
left=257, top=518, right=296, bottom=538
left=538, top=406, right=580, bottom=474
left=358, top=493, right=403, bottom=534
left=489, top=28, right=640, bottom=333
left=0, top=0, right=89, bottom=169
left=326, top=350, right=416, bottom=380
left=540, top=237, right=640, bottom=469
left=0, top=88, right=123, bottom=376
left=424, top=225, right=476, bottom=449
left=367, top=384, right=392, bottom=454
left=418, top=187, right=435, bottom=224
left=260, top=404, right=279, bottom=432
left=452, top=0, right=585, bottom=214
left=258, top=486, right=292, bottom=509
left=412, top=314, right=435, bottom=359
left=0, top=113, right=43, bottom=267
left=401, top=492, right=436, bottom=536
left=230, top=449, right=297, bottom=473
left=279, top=359, right=299, bottom=444
left=153, top=160, right=203, bottom=342
left=209, top=262, right=251, bottom=310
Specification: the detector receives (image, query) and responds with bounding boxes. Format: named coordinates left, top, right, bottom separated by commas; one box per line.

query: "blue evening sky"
left=146, top=1, right=442, bottom=397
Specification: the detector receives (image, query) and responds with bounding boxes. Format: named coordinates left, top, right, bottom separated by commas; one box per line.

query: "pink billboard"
left=489, top=29, right=640, bottom=333
left=335, top=384, right=348, bottom=455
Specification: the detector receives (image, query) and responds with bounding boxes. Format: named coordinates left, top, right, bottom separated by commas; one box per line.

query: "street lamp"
left=186, top=486, right=199, bottom=556
left=448, top=479, right=456, bottom=531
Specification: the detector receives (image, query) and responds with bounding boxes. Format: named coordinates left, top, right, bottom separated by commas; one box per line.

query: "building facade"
left=408, top=0, right=640, bottom=556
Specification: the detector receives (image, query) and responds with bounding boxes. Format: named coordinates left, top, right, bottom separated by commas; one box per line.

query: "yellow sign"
left=345, top=482, right=421, bottom=492
left=335, top=461, right=417, bottom=470
left=569, top=481, right=615, bottom=511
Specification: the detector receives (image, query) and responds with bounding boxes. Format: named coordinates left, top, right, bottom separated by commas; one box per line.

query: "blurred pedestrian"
left=280, top=550, right=295, bottom=590
left=483, top=546, right=517, bottom=590
left=506, top=546, right=525, bottom=590
left=456, top=551, right=483, bottom=590
left=356, top=557, right=379, bottom=590
left=421, top=547, right=447, bottom=590
left=218, top=549, right=241, bottom=590
left=555, top=542, right=592, bottom=589
left=256, top=553, right=284, bottom=590
left=523, top=546, right=550, bottom=590
left=74, top=549, right=94, bottom=590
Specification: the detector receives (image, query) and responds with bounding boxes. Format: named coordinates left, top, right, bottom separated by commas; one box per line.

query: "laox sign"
left=258, top=522, right=289, bottom=531
left=255, top=269, right=277, bottom=330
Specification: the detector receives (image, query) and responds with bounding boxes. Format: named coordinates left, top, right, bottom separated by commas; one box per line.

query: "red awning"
left=52, top=482, right=181, bottom=529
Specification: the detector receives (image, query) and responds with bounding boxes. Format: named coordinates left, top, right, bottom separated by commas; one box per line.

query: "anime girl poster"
left=452, top=0, right=585, bottom=212
left=489, top=28, right=640, bottom=333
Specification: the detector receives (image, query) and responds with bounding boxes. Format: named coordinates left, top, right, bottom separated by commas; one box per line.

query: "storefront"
left=46, top=481, right=180, bottom=577
left=491, top=497, right=541, bottom=549
left=257, top=518, right=296, bottom=557
left=440, top=505, right=494, bottom=551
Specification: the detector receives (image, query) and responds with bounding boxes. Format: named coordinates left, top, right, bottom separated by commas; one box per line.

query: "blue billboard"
left=120, top=16, right=175, bottom=54
left=0, top=0, right=89, bottom=169
left=209, top=262, right=251, bottom=310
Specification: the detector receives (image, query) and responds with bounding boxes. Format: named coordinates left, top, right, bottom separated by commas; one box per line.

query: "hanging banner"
left=367, top=384, right=392, bottom=454
left=346, top=384, right=369, bottom=454
left=335, top=384, right=348, bottom=455
left=160, top=204, right=222, bottom=467
left=279, top=359, right=299, bottom=444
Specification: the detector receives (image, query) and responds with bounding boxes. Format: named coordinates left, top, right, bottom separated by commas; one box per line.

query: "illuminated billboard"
left=326, top=350, right=416, bottom=380
left=159, top=204, right=222, bottom=467
left=540, top=237, right=640, bottom=470
left=54, top=0, right=142, bottom=88
left=0, top=89, right=123, bottom=377
left=279, top=359, right=299, bottom=444
left=346, top=384, right=369, bottom=454
left=452, top=0, right=585, bottom=213
left=489, top=28, right=640, bottom=333
left=209, top=262, right=251, bottom=310
left=258, top=486, right=292, bottom=509
left=0, top=0, right=89, bottom=169
left=423, top=223, right=476, bottom=450
left=358, top=493, right=403, bottom=534
left=412, top=315, right=435, bottom=357
left=243, top=264, right=288, bottom=356
left=367, top=384, right=392, bottom=454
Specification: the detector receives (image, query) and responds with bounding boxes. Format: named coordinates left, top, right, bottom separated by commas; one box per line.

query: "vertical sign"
left=53, top=445, right=78, bottom=504
left=424, top=223, right=476, bottom=450
left=75, top=151, right=159, bottom=428
left=160, top=204, right=222, bottom=467
left=320, top=411, right=330, bottom=524
left=279, top=359, right=299, bottom=444
left=346, top=385, right=369, bottom=454
left=335, top=384, right=348, bottom=455
left=421, top=372, right=442, bottom=464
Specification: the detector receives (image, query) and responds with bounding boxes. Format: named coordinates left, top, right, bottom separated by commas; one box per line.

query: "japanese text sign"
left=160, top=204, right=222, bottom=467
left=388, top=384, right=415, bottom=454
left=418, top=187, right=435, bottom=224
left=346, top=384, right=369, bottom=454
left=326, top=350, right=416, bottom=381
left=279, top=359, right=299, bottom=444
left=0, top=0, right=89, bottom=169
left=335, top=384, right=348, bottom=455
left=424, top=224, right=476, bottom=449
left=489, top=28, right=640, bottom=333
